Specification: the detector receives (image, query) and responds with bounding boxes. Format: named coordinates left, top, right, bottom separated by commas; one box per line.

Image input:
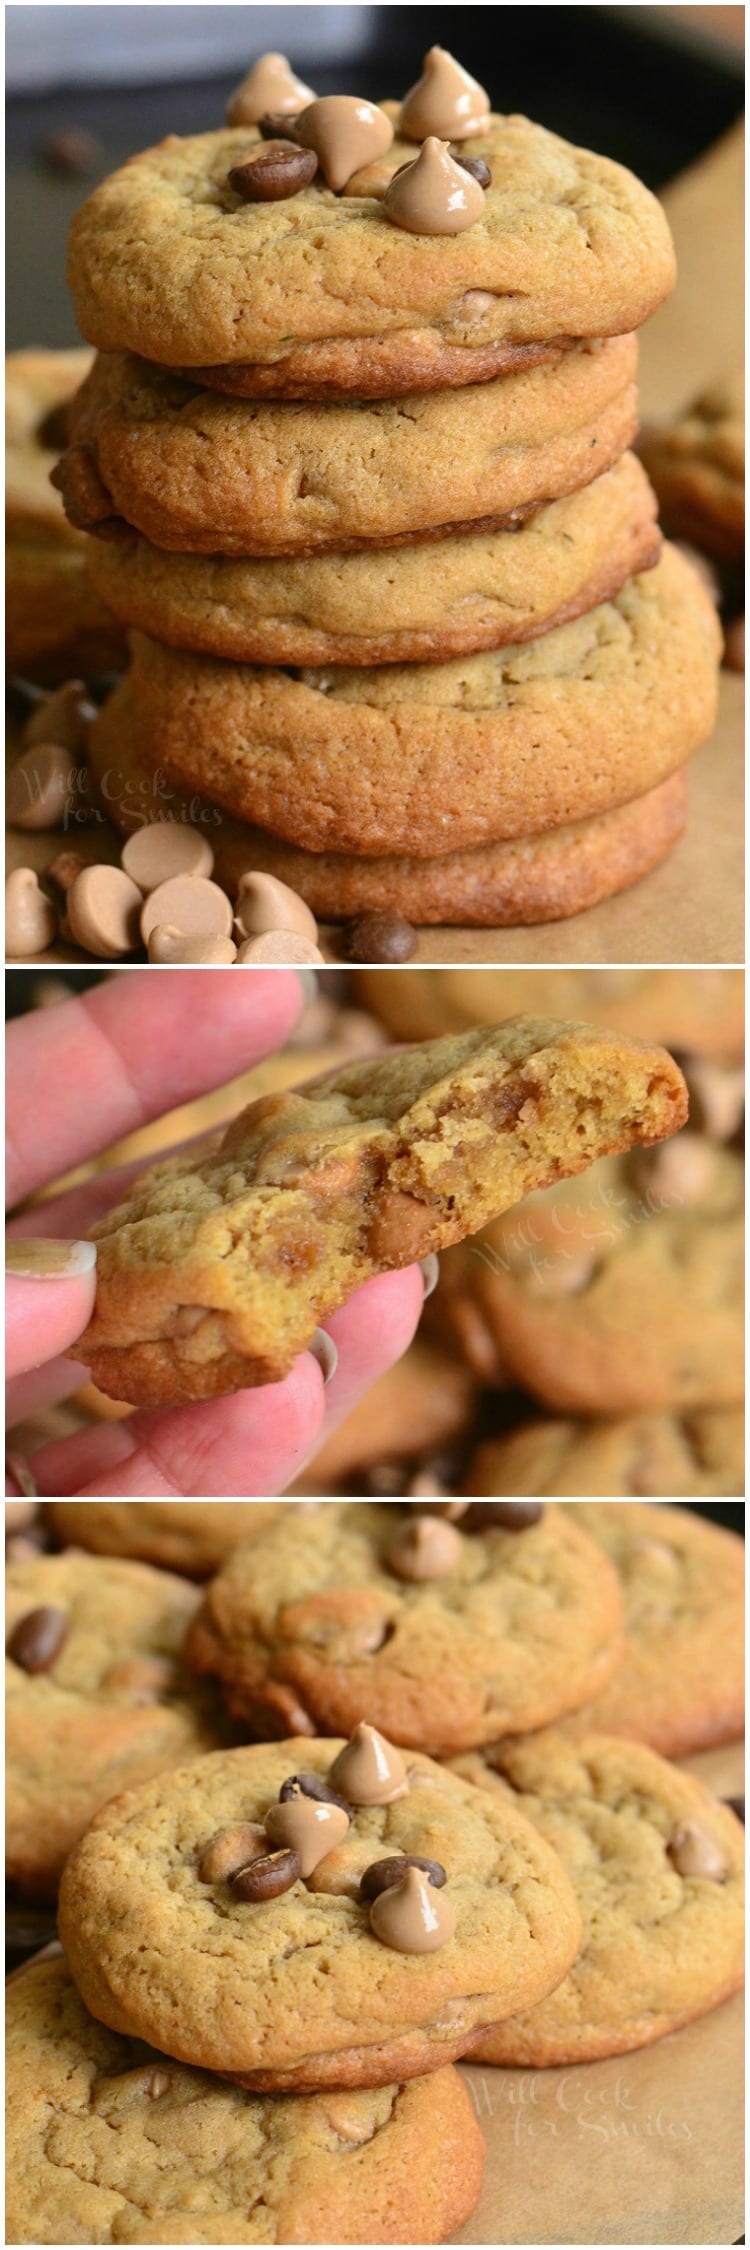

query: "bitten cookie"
left=560, top=1501, right=745, bottom=1755
left=89, top=548, right=720, bottom=859
left=66, top=110, right=675, bottom=392
left=435, top=1139, right=743, bottom=1413
left=5, top=348, right=125, bottom=679
left=43, top=1502, right=282, bottom=1577
left=6, top=1550, right=226, bottom=1896
left=452, top=1731, right=744, bottom=2065
left=59, top=339, right=638, bottom=554
left=87, top=701, right=688, bottom=926
left=58, top=1734, right=582, bottom=2090
left=184, top=1501, right=624, bottom=1750
left=72, top=1018, right=687, bottom=1405
left=6, top=1948, right=485, bottom=2245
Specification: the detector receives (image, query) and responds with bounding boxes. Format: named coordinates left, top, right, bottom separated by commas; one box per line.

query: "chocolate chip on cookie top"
left=385, top=1514, right=464, bottom=1580
left=399, top=47, right=491, bottom=140
left=668, top=1822, right=730, bottom=1880
left=384, top=138, right=487, bottom=236
left=6, top=1605, right=68, bottom=1673
left=226, top=51, right=316, bottom=128
left=370, top=1865, right=457, bottom=1953
left=329, top=1723, right=409, bottom=1805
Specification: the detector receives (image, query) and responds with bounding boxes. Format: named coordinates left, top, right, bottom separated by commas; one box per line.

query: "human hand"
left=6, top=971, right=426, bottom=1496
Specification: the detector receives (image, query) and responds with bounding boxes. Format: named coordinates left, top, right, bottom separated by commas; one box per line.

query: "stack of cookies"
left=6, top=1499, right=744, bottom=2244
left=54, top=46, right=722, bottom=933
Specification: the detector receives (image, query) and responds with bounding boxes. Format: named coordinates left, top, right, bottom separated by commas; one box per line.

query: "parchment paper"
left=451, top=1740, right=744, bottom=2246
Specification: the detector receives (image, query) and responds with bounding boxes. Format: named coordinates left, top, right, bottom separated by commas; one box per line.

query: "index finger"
left=6, top=968, right=305, bottom=1208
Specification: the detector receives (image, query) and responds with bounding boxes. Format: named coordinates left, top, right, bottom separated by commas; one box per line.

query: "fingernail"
left=5, top=1452, right=38, bottom=1498
left=308, top=1327, right=338, bottom=1385
left=419, top=1253, right=440, bottom=1300
left=6, top=1237, right=97, bottom=1279
left=296, top=969, right=320, bottom=1007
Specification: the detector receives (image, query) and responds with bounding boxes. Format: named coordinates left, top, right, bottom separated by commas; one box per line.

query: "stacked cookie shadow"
left=55, top=48, right=722, bottom=931
left=6, top=1501, right=745, bottom=2244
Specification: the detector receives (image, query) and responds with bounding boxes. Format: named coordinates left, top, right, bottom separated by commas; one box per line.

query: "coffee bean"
left=7, top=1605, right=68, bottom=1673
left=724, top=1795, right=745, bottom=1824
left=451, top=151, right=492, bottom=187
left=6, top=679, right=46, bottom=726
left=360, top=1854, right=447, bottom=1902
left=230, top=1847, right=302, bottom=1901
left=346, top=912, right=417, bottom=964
left=462, top=1502, right=545, bottom=1531
left=259, top=110, right=301, bottom=141
left=228, top=145, right=317, bottom=203
left=279, top=1771, right=352, bottom=1817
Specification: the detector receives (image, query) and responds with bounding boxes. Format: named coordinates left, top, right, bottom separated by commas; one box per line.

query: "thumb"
left=6, top=1240, right=97, bottom=1380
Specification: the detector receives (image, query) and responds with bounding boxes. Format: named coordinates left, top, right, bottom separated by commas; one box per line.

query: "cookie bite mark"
left=73, top=1018, right=687, bottom=1406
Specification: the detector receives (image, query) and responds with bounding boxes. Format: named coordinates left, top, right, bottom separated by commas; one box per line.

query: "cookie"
left=640, top=374, right=744, bottom=562
left=5, top=348, right=125, bottom=680
left=59, top=338, right=638, bottom=554
left=66, top=110, right=675, bottom=391
left=452, top=1731, right=744, bottom=2065
left=355, top=967, right=746, bottom=1061
left=88, top=548, right=720, bottom=859
left=43, top=1503, right=282, bottom=1577
left=290, top=1338, right=477, bottom=1494
left=185, top=1501, right=624, bottom=1750
left=6, top=1550, right=226, bottom=1896
left=58, top=1732, right=583, bottom=2089
left=71, top=1018, right=687, bottom=1405
left=85, top=445, right=658, bottom=663
left=88, top=702, right=688, bottom=925
left=463, top=1406, right=744, bottom=1498
left=561, top=1501, right=745, bottom=1755
left=6, top=1949, right=485, bottom=2245
left=436, top=1140, right=743, bottom=1414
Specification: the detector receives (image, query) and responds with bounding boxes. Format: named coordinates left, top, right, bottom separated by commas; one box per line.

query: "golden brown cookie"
left=5, top=348, right=125, bottom=680
left=87, top=701, right=688, bottom=926
left=185, top=1502, right=624, bottom=1751
left=463, top=1408, right=745, bottom=1498
left=452, top=1730, right=745, bottom=2065
left=6, top=1549, right=226, bottom=1896
left=640, top=374, right=744, bottom=562
left=85, top=447, right=658, bottom=662
left=59, top=339, right=638, bottom=554
left=88, top=548, right=720, bottom=859
left=43, top=1502, right=282, bottom=1576
left=561, top=1501, right=745, bottom=1755
left=356, top=966, right=745, bottom=1062
left=72, top=1018, right=687, bottom=1406
left=58, top=1736, right=583, bottom=2089
left=66, top=111, right=675, bottom=390
left=436, top=1140, right=743, bottom=1414
left=7, top=1948, right=486, bottom=2245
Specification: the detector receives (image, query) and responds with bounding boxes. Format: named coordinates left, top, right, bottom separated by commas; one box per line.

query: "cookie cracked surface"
left=6, top=1949, right=485, bottom=2243
left=57, top=1738, right=582, bottom=2090
left=184, top=1501, right=625, bottom=1752
left=73, top=1018, right=687, bottom=1405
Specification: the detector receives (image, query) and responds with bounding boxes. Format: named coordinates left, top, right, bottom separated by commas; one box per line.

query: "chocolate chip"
left=259, top=110, right=301, bottom=141
left=6, top=679, right=46, bottom=726
left=7, top=1605, right=68, bottom=1673
left=462, top=1502, right=545, bottom=1531
left=279, top=1771, right=352, bottom=1817
left=230, top=1847, right=302, bottom=1901
left=360, top=1854, right=447, bottom=1902
left=39, top=128, right=102, bottom=177
left=345, top=912, right=417, bottom=964
left=451, top=151, right=492, bottom=187
left=228, top=144, right=317, bottom=203
left=724, top=1795, right=745, bottom=1824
